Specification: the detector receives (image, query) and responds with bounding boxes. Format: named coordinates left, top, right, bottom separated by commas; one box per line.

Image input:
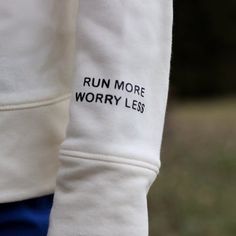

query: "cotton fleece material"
left=0, top=1, right=173, bottom=235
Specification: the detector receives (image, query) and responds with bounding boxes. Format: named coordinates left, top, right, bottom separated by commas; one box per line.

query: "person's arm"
left=47, top=1, right=173, bottom=235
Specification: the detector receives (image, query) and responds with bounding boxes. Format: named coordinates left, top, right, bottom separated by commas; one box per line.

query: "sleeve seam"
left=59, top=149, right=160, bottom=175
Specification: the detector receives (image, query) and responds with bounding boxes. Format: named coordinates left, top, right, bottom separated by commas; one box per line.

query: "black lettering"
left=104, top=94, right=113, bottom=105
left=125, top=83, right=133, bottom=93
left=114, top=80, right=125, bottom=90
left=95, top=93, right=103, bottom=103
left=83, top=77, right=91, bottom=87
left=75, top=92, right=86, bottom=102
left=101, top=79, right=110, bottom=89
left=91, top=78, right=100, bottom=88
left=141, top=87, right=145, bottom=97
left=132, top=100, right=138, bottom=110
left=85, top=92, right=95, bottom=102
left=114, top=96, right=122, bottom=105
left=141, top=104, right=145, bottom=113
left=134, top=85, right=140, bottom=96
left=125, top=98, right=131, bottom=108
left=137, top=101, right=141, bottom=112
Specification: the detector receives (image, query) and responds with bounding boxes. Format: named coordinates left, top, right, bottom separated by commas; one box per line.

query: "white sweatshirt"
left=0, top=1, right=173, bottom=235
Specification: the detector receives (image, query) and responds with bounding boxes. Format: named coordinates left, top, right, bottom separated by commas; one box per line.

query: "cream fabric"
left=0, top=1, right=173, bottom=235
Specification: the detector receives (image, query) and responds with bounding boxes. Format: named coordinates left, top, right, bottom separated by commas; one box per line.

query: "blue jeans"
left=0, top=194, right=54, bottom=236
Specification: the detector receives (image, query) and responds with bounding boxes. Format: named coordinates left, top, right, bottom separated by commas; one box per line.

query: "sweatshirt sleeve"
left=47, top=1, right=173, bottom=236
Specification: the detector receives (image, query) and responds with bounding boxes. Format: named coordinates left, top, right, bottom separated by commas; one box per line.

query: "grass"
left=148, top=97, right=236, bottom=236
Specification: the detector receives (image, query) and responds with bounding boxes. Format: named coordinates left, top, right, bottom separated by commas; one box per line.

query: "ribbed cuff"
left=47, top=153, right=157, bottom=236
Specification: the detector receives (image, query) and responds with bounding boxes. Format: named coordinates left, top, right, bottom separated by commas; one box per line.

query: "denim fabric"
left=0, top=194, right=54, bottom=236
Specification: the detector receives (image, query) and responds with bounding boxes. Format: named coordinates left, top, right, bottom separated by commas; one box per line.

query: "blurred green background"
left=148, top=1, right=236, bottom=235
